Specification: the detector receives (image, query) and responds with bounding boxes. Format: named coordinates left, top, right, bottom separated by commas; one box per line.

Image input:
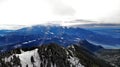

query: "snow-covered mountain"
left=0, top=43, right=112, bottom=67
left=0, top=25, right=105, bottom=53
left=0, top=24, right=119, bottom=67
left=0, top=25, right=119, bottom=50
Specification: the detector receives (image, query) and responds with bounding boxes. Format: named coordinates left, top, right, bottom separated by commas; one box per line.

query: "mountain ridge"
left=0, top=43, right=113, bottom=67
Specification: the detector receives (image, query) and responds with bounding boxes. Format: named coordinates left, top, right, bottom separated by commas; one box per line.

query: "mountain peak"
left=0, top=43, right=113, bottom=67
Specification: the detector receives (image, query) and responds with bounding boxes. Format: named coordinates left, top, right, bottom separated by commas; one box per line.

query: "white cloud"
left=0, top=0, right=120, bottom=25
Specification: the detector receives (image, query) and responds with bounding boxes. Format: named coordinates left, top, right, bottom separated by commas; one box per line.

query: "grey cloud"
left=47, top=0, right=76, bottom=16
left=53, top=4, right=75, bottom=16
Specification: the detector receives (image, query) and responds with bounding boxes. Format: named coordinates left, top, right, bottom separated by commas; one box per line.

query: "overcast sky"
left=0, top=0, right=120, bottom=25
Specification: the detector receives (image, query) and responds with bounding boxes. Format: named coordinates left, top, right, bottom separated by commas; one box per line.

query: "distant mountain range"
left=0, top=25, right=120, bottom=51
left=0, top=25, right=119, bottom=50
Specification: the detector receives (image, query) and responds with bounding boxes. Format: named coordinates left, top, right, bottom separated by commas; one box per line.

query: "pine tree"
left=31, top=56, right=35, bottom=63
left=26, top=64, right=28, bottom=67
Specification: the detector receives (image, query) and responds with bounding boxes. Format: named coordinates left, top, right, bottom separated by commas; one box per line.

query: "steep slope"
left=96, top=49, right=120, bottom=67
left=0, top=43, right=112, bottom=67
left=78, top=40, right=103, bottom=52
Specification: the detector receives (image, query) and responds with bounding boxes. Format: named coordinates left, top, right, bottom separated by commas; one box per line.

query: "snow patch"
left=68, top=56, right=84, bottom=67
left=16, top=49, right=40, bottom=67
